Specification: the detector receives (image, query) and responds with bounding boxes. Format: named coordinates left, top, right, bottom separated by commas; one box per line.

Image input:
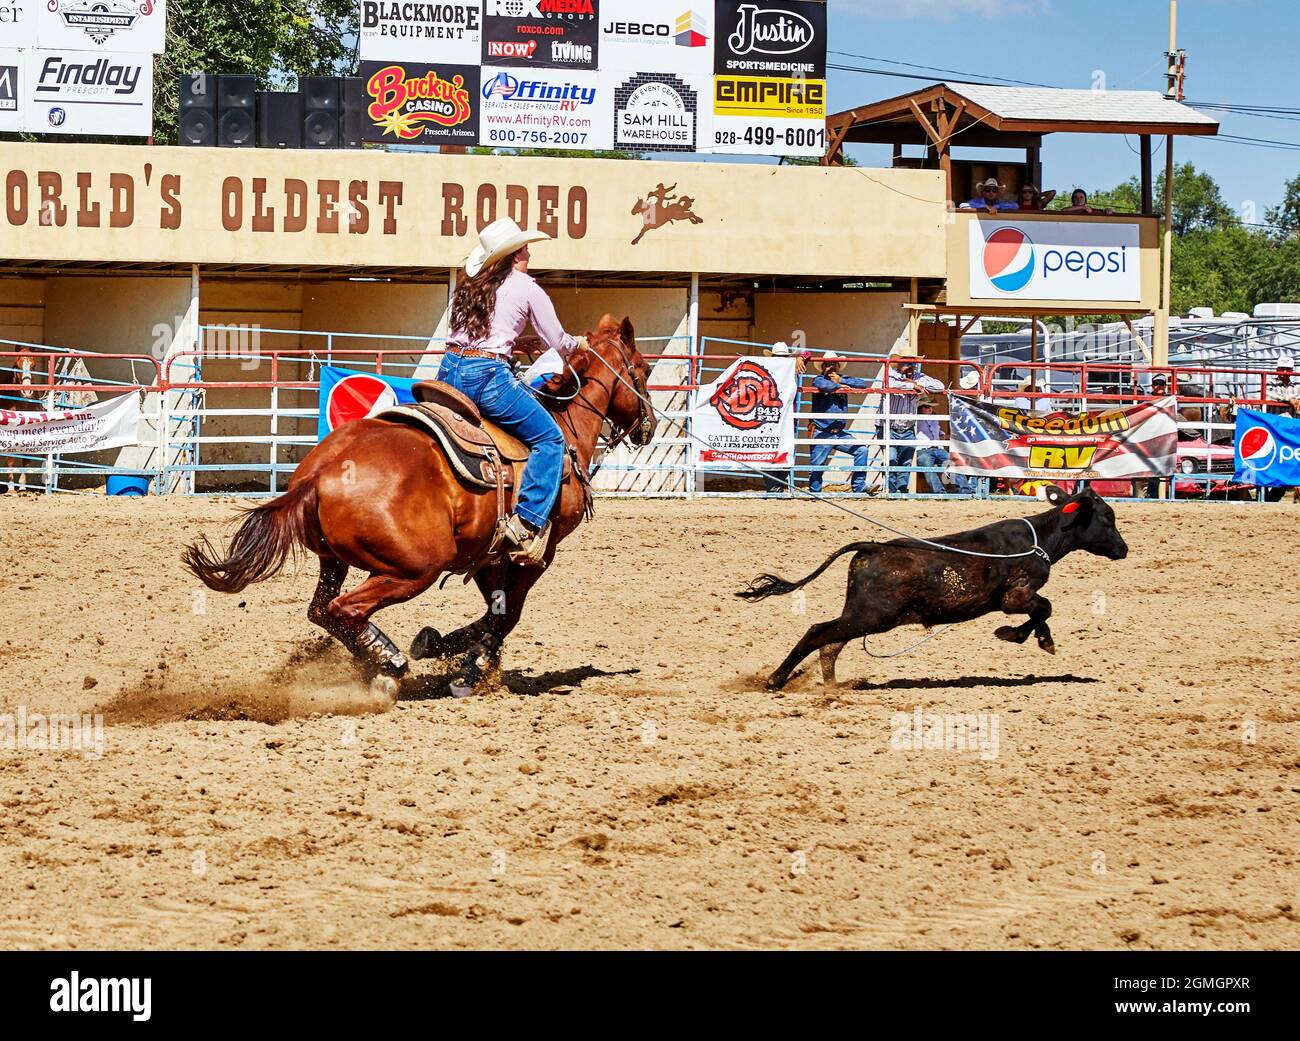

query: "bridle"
left=533, top=333, right=654, bottom=450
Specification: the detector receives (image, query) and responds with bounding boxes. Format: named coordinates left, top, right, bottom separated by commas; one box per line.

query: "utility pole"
left=1154, top=0, right=1184, bottom=368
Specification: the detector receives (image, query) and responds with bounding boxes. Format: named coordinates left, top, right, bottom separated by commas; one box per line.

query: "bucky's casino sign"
left=482, top=0, right=600, bottom=71
left=359, top=60, right=481, bottom=145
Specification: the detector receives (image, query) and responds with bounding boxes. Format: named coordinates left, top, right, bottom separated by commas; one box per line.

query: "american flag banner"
left=947, top=394, right=1179, bottom=480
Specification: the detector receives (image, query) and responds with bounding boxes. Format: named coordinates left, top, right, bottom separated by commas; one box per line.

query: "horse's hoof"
left=1038, top=639, right=1057, bottom=655
left=448, top=676, right=476, bottom=699
left=369, top=674, right=400, bottom=701
left=410, top=627, right=442, bottom=660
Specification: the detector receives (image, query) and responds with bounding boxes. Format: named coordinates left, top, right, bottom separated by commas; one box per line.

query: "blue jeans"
left=915, top=446, right=951, bottom=494
left=887, top=444, right=916, bottom=493
left=808, top=428, right=871, bottom=493
left=437, top=354, right=565, bottom=530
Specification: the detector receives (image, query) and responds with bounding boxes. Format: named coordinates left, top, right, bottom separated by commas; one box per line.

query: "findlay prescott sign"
left=482, top=0, right=600, bottom=70
left=359, top=60, right=481, bottom=144
left=22, top=49, right=153, bottom=136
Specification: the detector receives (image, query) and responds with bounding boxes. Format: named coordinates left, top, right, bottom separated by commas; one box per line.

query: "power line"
left=827, top=49, right=1056, bottom=89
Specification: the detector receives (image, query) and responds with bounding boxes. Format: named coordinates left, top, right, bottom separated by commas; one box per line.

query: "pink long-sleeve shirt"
left=447, top=269, right=579, bottom=358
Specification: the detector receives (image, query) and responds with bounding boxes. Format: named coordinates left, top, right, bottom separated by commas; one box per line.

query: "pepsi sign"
left=968, top=219, right=1142, bottom=303
left=316, top=365, right=418, bottom=440
left=1233, top=407, right=1300, bottom=487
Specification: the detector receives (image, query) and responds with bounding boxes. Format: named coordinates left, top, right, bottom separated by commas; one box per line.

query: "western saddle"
left=372, top=381, right=580, bottom=569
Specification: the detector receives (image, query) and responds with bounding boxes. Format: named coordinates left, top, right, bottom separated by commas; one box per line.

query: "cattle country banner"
left=948, top=394, right=1178, bottom=480
left=360, top=60, right=480, bottom=144
left=0, top=393, right=139, bottom=455
left=482, top=0, right=600, bottom=70
left=692, top=355, right=797, bottom=468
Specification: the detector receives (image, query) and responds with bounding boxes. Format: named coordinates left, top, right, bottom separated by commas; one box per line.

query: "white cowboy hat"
left=770, top=341, right=791, bottom=356
left=465, top=217, right=550, bottom=278
left=820, top=350, right=839, bottom=361
left=976, top=177, right=1001, bottom=191
left=1277, top=352, right=1294, bottom=370
left=959, top=370, right=981, bottom=390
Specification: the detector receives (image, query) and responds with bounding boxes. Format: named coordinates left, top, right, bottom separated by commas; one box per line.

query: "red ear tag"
left=1062, top=502, right=1080, bottom=514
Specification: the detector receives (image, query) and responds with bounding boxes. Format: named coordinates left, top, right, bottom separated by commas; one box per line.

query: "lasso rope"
left=583, top=349, right=1053, bottom=564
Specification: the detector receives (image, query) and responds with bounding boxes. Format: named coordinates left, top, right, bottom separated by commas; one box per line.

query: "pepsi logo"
left=983, top=227, right=1035, bottom=294
left=325, top=374, right=398, bottom=432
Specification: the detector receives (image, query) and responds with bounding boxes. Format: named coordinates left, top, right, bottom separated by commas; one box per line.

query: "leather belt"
left=445, top=345, right=506, bottom=361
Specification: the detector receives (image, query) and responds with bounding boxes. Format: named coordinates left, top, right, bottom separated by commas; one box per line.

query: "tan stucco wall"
left=753, top=291, right=910, bottom=357
left=549, top=287, right=688, bottom=349
left=0, top=278, right=45, bottom=353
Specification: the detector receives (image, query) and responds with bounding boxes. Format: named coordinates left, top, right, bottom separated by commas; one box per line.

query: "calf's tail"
left=736, top=542, right=874, bottom=601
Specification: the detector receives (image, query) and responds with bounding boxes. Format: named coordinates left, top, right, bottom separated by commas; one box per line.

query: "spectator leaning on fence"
left=960, top=178, right=1019, bottom=213
left=807, top=351, right=872, bottom=495
left=1266, top=353, right=1299, bottom=416
left=762, top=340, right=807, bottom=494
left=882, top=346, right=945, bottom=494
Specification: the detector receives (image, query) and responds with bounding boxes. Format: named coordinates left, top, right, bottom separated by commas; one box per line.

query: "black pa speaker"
left=257, top=91, right=303, bottom=149
left=302, top=76, right=340, bottom=149
left=217, top=74, right=256, bottom=148
left=178, top=74, right=216, bottom=146
left=340, top=76, right=364, bottom=150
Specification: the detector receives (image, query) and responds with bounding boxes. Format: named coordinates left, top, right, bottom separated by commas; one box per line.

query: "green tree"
left=154, top=0, right=359, bottom=145
left=1265, top=171, right=1300, bottom=240
left=1050, top=162, right=1232, bottom=234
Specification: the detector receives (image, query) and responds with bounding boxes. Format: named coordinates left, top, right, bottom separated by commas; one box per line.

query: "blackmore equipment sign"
left=22, top=49, right=153, bottom=136
left=358, top=1, right=482, bottom=64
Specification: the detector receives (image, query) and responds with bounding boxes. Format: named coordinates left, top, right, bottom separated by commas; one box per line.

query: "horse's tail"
left=736, top=542, right=874, bottom=601
left=182, top=480, right=317, bottom=594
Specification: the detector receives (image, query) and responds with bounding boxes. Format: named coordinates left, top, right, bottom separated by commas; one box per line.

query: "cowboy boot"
left=501, top=513, right=552, bottom=567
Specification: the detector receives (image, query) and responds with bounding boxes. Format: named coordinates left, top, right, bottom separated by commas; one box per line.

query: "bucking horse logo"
left=630, top=182, right=704, bottom=245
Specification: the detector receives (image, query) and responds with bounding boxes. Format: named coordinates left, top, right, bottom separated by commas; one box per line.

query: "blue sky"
left=825, top=0, right=1300, bottom=216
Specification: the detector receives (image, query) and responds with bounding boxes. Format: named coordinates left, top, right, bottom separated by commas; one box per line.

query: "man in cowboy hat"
left=807, top=351, right=872, bottom=494
left=437, top=217, right=588, bottom=566
left=882, top=344, right=945, bottom=494
left=762, top=341, right=806, bottom=493
left=1267, top=352, right=1299, bottom=417
left=960, top=178, right=1019, bottom=213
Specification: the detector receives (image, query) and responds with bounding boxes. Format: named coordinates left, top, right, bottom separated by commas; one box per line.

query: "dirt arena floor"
left=0, top=493, right=1297, bottom=950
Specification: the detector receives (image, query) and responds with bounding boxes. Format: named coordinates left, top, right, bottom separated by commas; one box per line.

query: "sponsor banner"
left=0, top=393, right=139, bottom=455
left=22, top=48, right=152, bottom=136
left=1, top=1, right=37, bottom=48
left=358, top=0, right=482, bottom=64
left=1233, top=407, right=1300, bottom=487
left=482, top=0, right=599, bottom=70
left=481, top=66, right=611, bottom=151
left=713, top=0, right=826, bottom=79
left=692, top=355, right=797, bottom=469
left=318, top=366, right=418, bottom=440
left=613, top=71, right=701, bottom=152
left=359, top=60, right=480, bottom=145
left=602, top=0, right=712, bottom=151
left=0, top=49, right=20, bottom=133
left=968, top=219, right=1142, bottom=302
left=710, top=73, right=824, bottom=156
left=948, top=394, right=1178, bottom=480
left=36, top=0, right=166, bottom=55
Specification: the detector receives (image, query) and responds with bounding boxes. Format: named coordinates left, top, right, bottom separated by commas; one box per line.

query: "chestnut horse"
left=183, top=315, right=652, bottom=696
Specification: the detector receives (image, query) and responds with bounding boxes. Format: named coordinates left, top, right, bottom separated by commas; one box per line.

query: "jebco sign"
left=967, top=218, right=1142, bottom=302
